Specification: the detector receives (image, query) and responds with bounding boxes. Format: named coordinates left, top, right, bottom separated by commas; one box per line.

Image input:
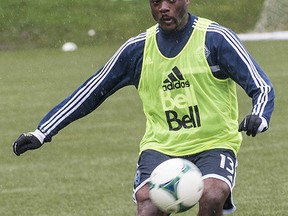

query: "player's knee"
left=200, top=179, right=230, bottom=208
left=137, top=199, right=168, bottom=216
left=136, top=185, right=169, bottom=216
left=200, top=189, right=225, bottom=207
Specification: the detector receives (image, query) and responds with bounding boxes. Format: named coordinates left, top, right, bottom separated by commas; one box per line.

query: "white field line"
left=238, top=31, right=288, bottom=41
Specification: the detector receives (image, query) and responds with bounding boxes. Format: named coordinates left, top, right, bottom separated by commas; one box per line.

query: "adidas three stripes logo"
left=162, top=66, right=190, bottom=91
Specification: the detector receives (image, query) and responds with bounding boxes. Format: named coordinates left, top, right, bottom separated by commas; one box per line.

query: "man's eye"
left=152, top=0, right=161, bottom=4
left=151, top=0, right=176, bottom=4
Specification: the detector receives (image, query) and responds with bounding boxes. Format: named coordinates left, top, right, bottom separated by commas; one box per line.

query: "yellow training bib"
left=138, top=18, right=242, bottom=156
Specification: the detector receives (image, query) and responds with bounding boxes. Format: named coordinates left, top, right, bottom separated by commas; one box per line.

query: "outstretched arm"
left=207, top=23, right=275, bottom=137
left=12, top=33, right=146, bottom=155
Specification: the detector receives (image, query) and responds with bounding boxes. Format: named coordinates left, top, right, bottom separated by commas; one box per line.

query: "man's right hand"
left=12, top=133, right=42, bottom=156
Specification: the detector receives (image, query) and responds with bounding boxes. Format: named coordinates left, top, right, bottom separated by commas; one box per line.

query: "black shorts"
left=133, top=149, right=237, bottom=214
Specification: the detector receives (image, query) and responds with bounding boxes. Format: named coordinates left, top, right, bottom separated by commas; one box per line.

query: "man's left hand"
left=238, top=115, right=268, bottom=137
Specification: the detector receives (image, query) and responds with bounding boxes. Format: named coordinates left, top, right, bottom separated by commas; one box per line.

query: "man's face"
left=149, top=0, right=190, bottom=32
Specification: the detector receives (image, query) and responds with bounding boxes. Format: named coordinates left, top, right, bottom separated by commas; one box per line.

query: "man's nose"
left=159, top=1, right=170, bottom=13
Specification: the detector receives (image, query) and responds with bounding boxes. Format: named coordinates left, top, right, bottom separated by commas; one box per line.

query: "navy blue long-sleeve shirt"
left=38, top=14, right=274, bottom=142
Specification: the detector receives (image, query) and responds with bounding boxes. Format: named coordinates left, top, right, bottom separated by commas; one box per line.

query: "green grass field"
left=1, top=40, right=287, bottom=215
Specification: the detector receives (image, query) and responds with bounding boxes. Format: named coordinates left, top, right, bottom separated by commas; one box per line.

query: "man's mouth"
left=160, top=16, right=174, bottom=25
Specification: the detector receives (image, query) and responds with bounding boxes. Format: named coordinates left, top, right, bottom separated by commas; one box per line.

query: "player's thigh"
left=136, top=183, right=150, bottom=202
left=190, top=148, right=237, bottom=213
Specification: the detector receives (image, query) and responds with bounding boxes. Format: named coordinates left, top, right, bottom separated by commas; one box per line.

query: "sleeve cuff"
left=30, top=129, right=46, bottom=144
left=257, top=117, right=268, bottom=133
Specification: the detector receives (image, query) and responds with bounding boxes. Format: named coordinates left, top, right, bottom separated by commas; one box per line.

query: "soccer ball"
left=149, top=158, right=203, bottom=213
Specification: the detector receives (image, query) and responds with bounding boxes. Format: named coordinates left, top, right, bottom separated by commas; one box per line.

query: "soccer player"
left=12, top=0, right=274, bottom=215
